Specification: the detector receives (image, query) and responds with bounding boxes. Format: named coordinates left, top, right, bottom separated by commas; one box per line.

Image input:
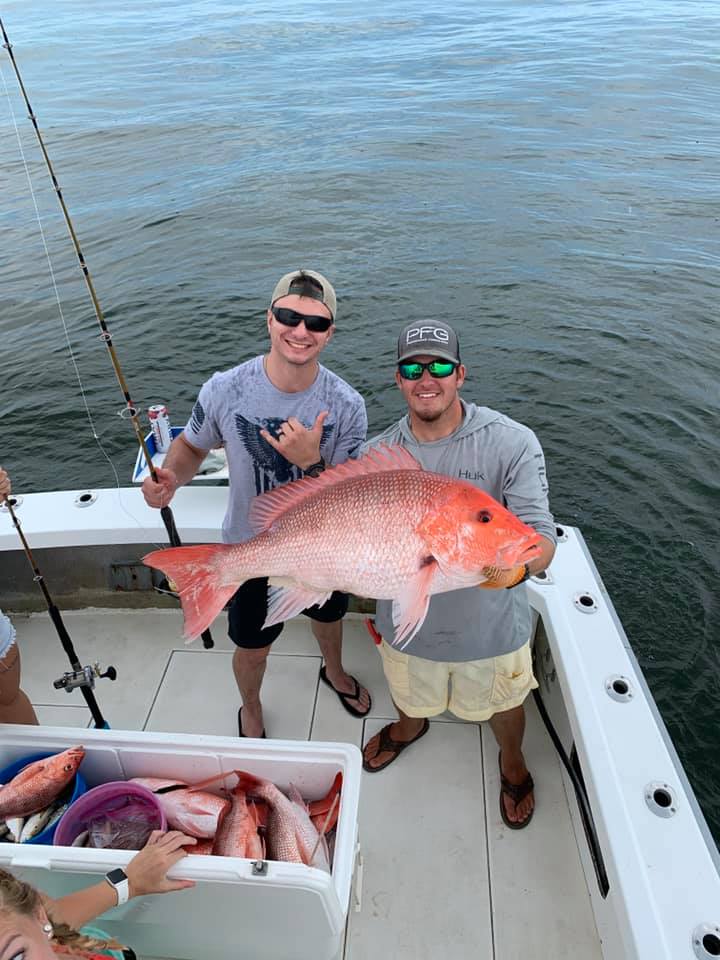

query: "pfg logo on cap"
left=405, top=325, right=450, bottom=345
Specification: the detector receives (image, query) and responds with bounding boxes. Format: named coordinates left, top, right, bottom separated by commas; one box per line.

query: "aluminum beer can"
left=148, top=404, right=172, bottom=453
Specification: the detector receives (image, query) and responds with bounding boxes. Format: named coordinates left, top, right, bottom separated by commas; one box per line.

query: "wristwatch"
left=104, top=868, right=130, bottom=905
left=506, top=563, right=531, bottom=589
left=304, top=457, right=326, bottom=478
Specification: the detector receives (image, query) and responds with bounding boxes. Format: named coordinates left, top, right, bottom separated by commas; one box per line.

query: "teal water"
left=0, top=2, right=718, bottom=841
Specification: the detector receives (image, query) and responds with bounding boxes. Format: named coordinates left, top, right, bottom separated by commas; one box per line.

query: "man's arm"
left=141, top=434, right=208, bottom=509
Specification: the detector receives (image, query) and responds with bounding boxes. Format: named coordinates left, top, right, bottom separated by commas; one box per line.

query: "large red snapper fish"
left=143, top=445, right=541, bottom=649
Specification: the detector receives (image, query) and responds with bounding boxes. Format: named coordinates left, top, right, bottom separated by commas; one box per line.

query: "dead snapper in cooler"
left=143, top=445, right=542, bottom=648
left=0, top=747, right=84, bottom=819
left=235, top=772, right=328, bottom=872
left=212, top=786, right=263, bottom=860
left=130, top=777, right=230, bottom=839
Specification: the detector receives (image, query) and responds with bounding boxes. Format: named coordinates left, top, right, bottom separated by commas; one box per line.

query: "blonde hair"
left=0, top=867, right=126, bottom=955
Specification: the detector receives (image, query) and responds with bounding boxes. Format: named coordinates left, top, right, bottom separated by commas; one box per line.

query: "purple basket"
left=53, top=781, right=166, bottom=849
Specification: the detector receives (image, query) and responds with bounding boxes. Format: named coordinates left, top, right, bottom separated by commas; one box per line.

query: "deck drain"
left=606, top=676, right=633, bottom=702
left=555, top=525, right=568, bottom=542
left=0, top=495, right=23, bottom=511
left=74, top=491, right=98, bottom=508
left=693, top=923, right=720, bottom=959
left=574, top=592, right=598, bottom=613
left=645, top=781, right=678, bottom=818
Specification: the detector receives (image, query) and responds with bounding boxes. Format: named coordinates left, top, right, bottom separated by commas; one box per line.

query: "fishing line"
left=0, top=19, right=214, bottom=648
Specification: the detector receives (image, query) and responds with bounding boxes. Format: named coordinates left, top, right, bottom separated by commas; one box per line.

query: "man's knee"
left=232, top=644, right=272, bottom=667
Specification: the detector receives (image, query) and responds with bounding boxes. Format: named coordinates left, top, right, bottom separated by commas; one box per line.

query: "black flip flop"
left=362, top=718, right=430, bottom=773
left=238, top=706, right=266, bottom=739
left=498, top=751, right=534, bottom=829
left=319, top=664, right=372, bottom=718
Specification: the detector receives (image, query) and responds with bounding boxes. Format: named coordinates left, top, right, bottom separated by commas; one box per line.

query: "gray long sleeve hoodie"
left=365, top=400, right=556, bottom=662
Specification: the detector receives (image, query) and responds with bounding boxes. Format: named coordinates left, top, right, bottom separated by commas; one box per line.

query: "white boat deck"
left=10, top=606, right=603, bottom=960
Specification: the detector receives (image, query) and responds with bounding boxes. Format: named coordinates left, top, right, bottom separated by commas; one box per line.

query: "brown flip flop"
left=498, top=751, right=534, bottom=829
left=362, top=718, right=430, bottom=773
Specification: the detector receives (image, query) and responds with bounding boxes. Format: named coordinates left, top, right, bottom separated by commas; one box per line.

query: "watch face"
left=106, top=868, right=127, bottom=884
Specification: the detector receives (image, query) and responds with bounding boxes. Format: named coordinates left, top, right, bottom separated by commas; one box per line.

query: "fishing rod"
left=0, top=18, right=213, bottom=649
left=1, top=492, right=114, bottom=728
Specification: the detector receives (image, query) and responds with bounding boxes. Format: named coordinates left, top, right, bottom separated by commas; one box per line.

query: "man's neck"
left=408, top=399, right=464, bottom=442
left=263, top=351, right=319, bottom=393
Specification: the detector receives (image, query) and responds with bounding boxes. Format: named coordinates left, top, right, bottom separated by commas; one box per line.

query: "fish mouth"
left=497, top=534, right=542, bottom=567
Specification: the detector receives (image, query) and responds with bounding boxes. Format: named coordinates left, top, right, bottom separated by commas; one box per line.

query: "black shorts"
left=227, top=577, right=349, bottom=650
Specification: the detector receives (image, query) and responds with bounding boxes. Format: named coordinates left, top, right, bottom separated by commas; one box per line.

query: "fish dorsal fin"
left=248, top=444, right=420, bottom=534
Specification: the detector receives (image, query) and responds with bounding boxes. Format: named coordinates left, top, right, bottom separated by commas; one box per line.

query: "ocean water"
left=0, top=1, right=718, bottom=840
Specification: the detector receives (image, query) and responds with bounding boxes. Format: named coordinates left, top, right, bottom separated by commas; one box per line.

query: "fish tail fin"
left=143, top=544, right=242, bottom=641
left=234, top=771, right=264, bottom=796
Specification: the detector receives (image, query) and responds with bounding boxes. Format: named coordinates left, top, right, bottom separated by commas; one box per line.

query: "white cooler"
left=0, top=726, right=362, bottom=960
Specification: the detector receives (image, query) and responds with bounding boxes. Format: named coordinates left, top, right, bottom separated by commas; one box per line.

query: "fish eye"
left=63, top=763, right=73, bottom=771
left=477, top=510, right=493, bottom=523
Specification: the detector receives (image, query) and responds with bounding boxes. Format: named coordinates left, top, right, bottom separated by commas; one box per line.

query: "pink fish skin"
left=144, top=445, right=542, bottom=648
left=212, top=786, right=259, bottom=858
left=130, top=777, right=229, bottom=839
left=0, top=747, right=85, bottom=819
left=234, top=772, right=325, bottom=869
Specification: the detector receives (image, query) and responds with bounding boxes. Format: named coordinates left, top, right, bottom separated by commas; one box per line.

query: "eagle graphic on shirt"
left=235, top=413, right=334, bottom=495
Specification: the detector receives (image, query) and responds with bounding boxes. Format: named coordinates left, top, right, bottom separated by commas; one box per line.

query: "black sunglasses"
left=398, top=359, right=458, bottom=380
left=271, top=306, right=333, bottom=333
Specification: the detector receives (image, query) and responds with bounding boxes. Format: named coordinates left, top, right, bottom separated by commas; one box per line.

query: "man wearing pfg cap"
left=142, top=270, right=371, bottom=738
left=362, top=321, right=556, bottom=829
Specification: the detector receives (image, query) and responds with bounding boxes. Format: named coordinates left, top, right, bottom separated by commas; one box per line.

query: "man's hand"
left=141, top=467, right=179, bottom=509
left=125, top=830, right=196, bottom=897
left=260, top=411, right=328, bottom=470
left=0, top=467, right=11, bottom=502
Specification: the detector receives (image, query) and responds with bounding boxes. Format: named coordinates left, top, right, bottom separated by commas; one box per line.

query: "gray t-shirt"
left=366, top=401, right=556, bottom=662
left=184, top=355, right=367, bottom=543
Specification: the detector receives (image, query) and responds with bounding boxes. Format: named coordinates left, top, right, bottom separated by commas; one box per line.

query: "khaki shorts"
left=377, top=639, right=538, bottom=722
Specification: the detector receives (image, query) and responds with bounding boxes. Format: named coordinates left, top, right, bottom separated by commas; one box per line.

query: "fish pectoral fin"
left=264, top=584, right=333, bottom=629
left=391, top=557, right=437, bottom=650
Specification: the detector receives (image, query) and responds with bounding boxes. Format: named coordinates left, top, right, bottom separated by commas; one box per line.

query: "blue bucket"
left=0, top=751, right=88, bottom=845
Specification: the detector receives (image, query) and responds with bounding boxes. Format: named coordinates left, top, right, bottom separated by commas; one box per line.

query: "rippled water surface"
left=0, top=1, right=718, bottom=839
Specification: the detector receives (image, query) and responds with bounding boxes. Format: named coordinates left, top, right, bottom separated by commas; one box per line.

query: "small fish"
left=0, top=747, right=85, bottom=819
left=20, top=807, right=54, bottom=842
left=5, top=817, right=24, bottom=843
left=143, top=445, right=542, bottom=649
left=130, top=777, right=230, bottom=839
left=72, top=829, right=89, bottom=847
left=19, top=800, right=69, bottom=843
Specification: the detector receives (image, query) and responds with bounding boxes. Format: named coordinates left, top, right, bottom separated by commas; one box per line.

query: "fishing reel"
left=53, top=662, right=117, bottom=693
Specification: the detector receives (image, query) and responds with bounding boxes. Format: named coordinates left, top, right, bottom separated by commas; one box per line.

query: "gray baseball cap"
left=271, top=269, right=337, bottom=320
left=397, top=320, right=461, bottom=364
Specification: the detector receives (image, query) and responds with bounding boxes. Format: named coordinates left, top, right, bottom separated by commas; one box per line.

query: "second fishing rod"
left=0, top=19, right=213, bottom=650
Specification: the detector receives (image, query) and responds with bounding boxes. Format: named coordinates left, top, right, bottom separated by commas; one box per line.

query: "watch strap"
left=105, top=869, right=130, bottom=905
left=304, top=457, right=326, bottom=478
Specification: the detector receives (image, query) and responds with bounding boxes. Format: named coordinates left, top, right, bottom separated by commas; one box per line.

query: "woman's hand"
left=125, top=830, right=197, bottom=897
